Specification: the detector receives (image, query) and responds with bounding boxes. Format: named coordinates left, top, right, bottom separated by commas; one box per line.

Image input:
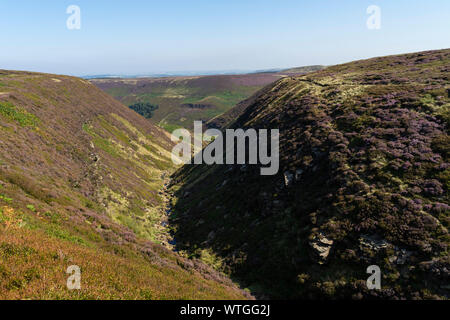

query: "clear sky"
left=0, top=0, right=449, bottom=76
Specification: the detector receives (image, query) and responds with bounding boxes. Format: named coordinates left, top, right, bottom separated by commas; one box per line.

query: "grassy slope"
left=170, top=49, right=450, bottom=299
left=91, top=74, right=281, bottom=133
left=0, top=70, right=249, bottom=299
left=90, top=67, right=324, bottom=133
left=281, top=65, right=325, bottom=75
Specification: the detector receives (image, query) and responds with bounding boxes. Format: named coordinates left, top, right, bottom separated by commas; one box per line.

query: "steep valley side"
left=90, top=66, right=324, bottom=133
left=170, top=49, right=450, bottom=299
left=0, top=70, right=250, bottom=299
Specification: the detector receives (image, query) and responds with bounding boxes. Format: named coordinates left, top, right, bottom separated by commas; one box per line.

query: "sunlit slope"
left=91, top=67, right=324, bottom=133
left=0, top=70, right=250, bottom=299
left=91, top=73, right=282, bottom=132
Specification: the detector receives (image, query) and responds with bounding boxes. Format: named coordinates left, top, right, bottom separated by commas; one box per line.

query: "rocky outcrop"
left=309, top=233, right=334, bottom=264
left=359, top=234, right=389, bottom=252
left=171, top=49, right=450, bottom=299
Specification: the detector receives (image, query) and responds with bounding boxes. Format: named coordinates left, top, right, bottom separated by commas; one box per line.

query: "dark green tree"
left=128, top=102, right=159, bottom=119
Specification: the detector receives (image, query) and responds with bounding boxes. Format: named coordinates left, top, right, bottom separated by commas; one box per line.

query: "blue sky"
left=0, top=0, right=449, bottom=76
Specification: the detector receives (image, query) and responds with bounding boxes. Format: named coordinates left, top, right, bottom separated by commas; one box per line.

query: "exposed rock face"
left=360, top=235, right=414, bottom=266
left=359, top=234, right=389, bottom=252
left=309, top=233, right=334, bottom=264
left=284, top=171, right=294, bottom=187
left=389, top=248, right=413, bottom=265
left=171, top=49, right=450, bottom=299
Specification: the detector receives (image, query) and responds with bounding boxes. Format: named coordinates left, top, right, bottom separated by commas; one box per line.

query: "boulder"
left=309, top=233, right=334, bottom=264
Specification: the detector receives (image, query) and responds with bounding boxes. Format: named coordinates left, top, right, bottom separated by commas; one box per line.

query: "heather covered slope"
left=171, top=49, right=450, bottom=299
left=0, top=71, right=249, bottom=299
left=206, top=66, right=325, bottom=130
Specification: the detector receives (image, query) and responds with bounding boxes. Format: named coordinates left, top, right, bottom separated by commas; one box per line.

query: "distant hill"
left=0, top=70, right=249, bottom=299
left=279, top=65, right=325, bottom=75
left=90, top=66, right=324, bottom=133
left=206, top=66, right=325, bottom=129
left=170, top=49, right=450, bottom=299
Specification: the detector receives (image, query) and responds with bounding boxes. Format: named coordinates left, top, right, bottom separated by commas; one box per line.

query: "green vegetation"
left=0, top=203, right=247, bottom=299
left=0, top=102, right=39, bottom=127
left=82, top=123, right=119, bottom=157
left=171, top=49, right=450, bottom=300
left=91, top=74, right=283, bottom=132
left=0, top=70, right=249, bottom=300
left=0, top=194, right=13, bottom=203
left=158, top=121, right=183, bottom=134
left=128, top=102, right=159, bottom=119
